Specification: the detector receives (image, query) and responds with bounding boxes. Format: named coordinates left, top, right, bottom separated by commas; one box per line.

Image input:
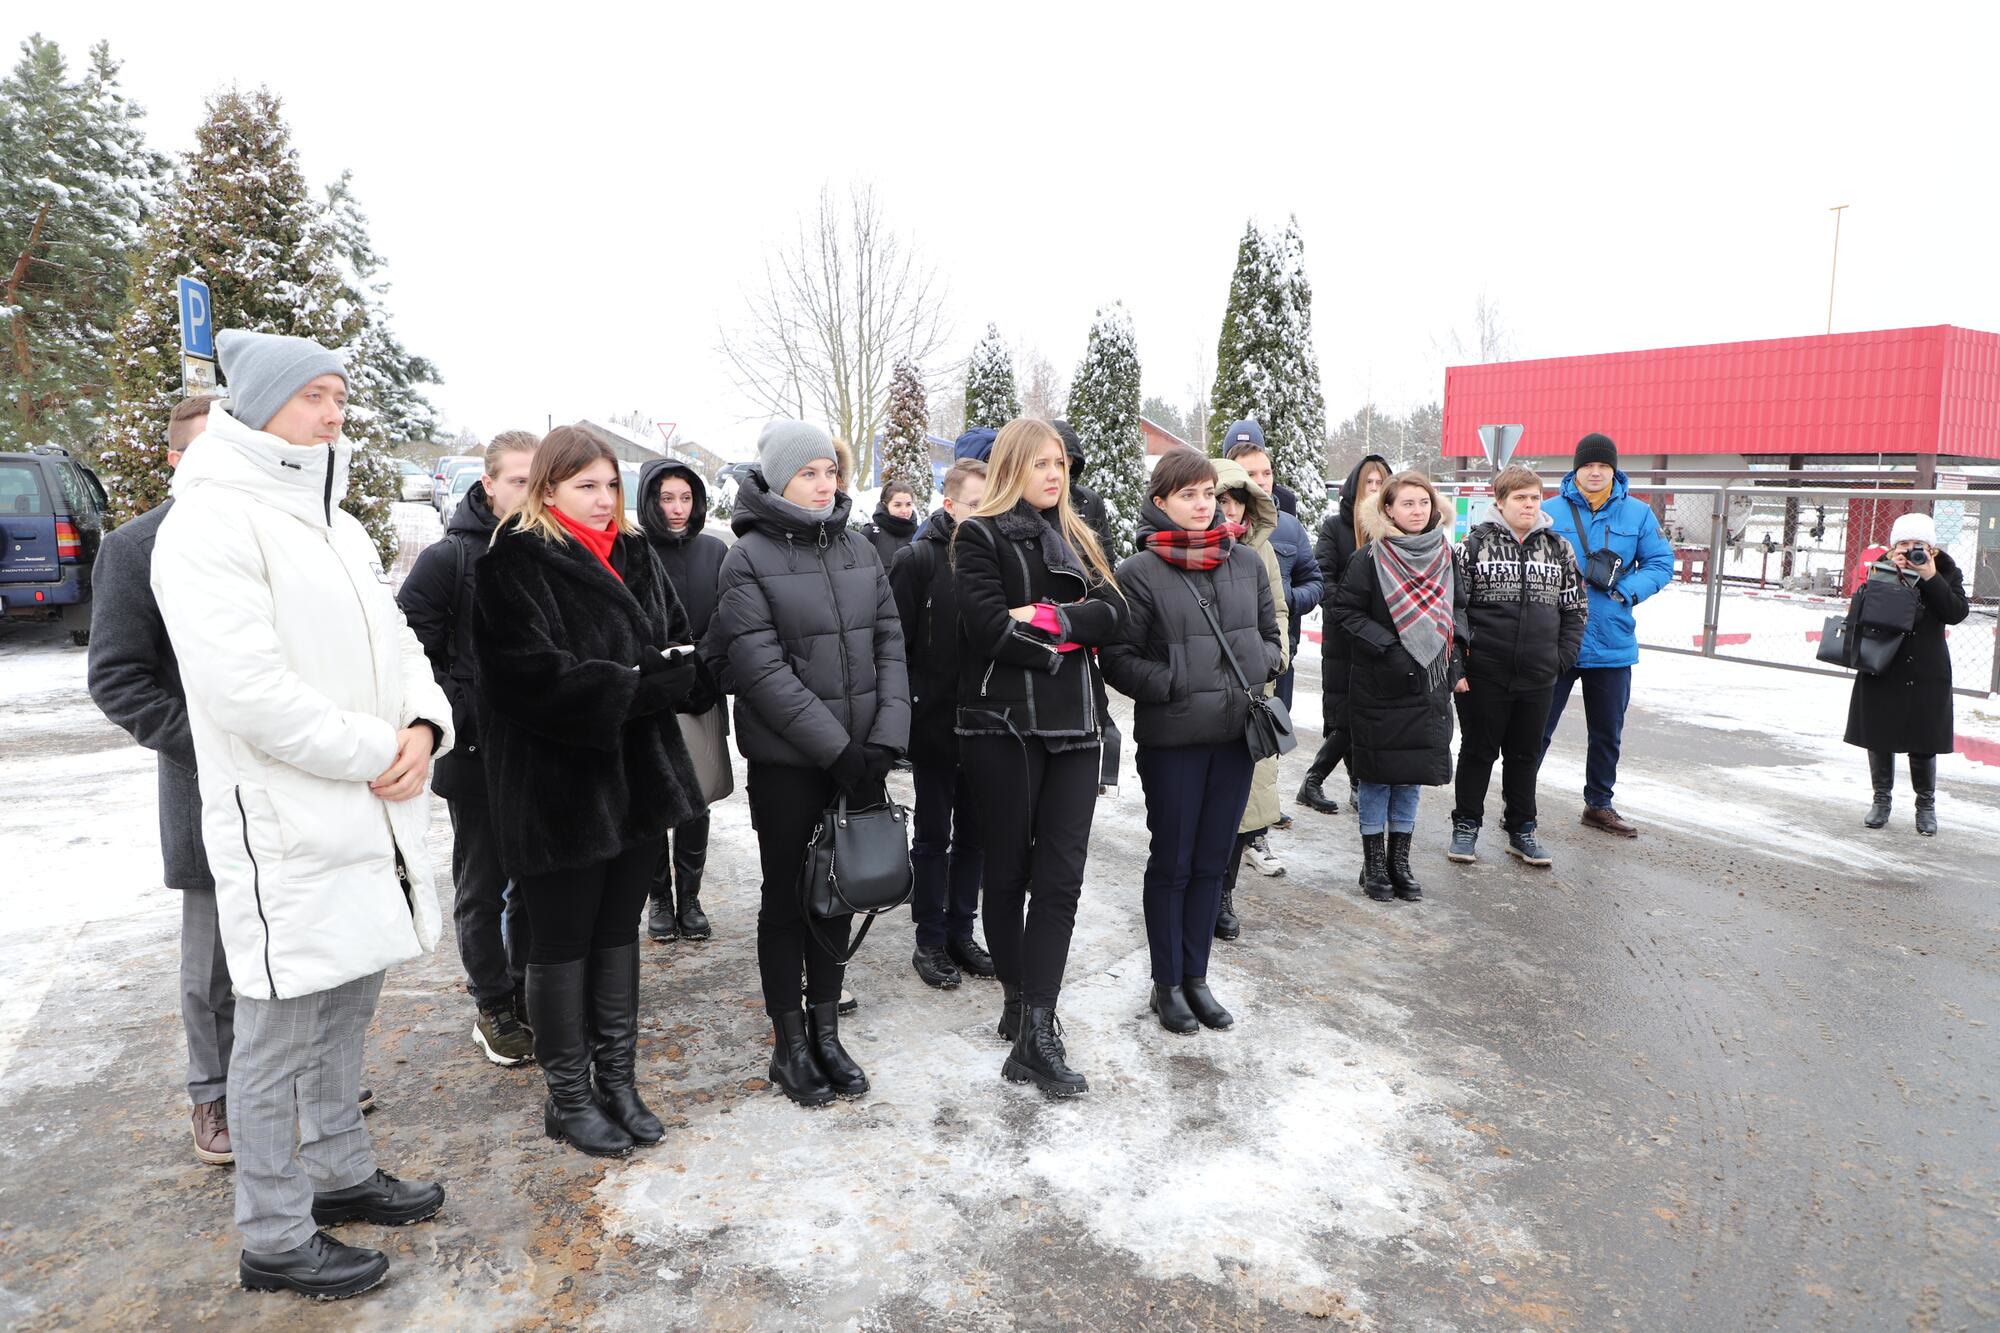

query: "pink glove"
left=1029, top=601, right=1083, bottom=653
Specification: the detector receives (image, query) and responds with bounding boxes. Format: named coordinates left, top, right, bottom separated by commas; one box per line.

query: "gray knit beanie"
left=216, top=329, right=347, bottom=432
left=757, top=419, right=836, bottom=492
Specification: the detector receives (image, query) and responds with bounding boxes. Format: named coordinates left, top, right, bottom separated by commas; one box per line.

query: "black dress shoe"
left=945, top=934, right=996, bottom=979
left=1182, top=977, right=1234, bottom=1030
left=1149, top=984, right=1199, bottom=1035
left=912, top=946, right=961, bottom=989
left=311, top=1169, right=445, bottom=1227
left=240, top=1230, right=388, bottom=1300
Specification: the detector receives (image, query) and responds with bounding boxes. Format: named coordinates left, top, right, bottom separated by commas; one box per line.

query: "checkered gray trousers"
left=226, top=970, right=384, bottom=1253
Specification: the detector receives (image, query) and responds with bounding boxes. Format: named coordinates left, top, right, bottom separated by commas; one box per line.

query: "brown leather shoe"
left=1582, top=806, right=1638, bottom=838
left=193, top=1097, right=233, bottom=1165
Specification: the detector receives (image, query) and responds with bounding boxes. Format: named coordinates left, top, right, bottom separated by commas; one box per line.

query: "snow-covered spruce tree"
left=962, top=323, right=1020, bottom=429
left=880, top=358, right=932, bottom=504
left=1065, top=303, right=1147, bottom=559
left=98, top=90, right=432, bottom=563
left=1209, top=216, right=1330, bottom=526
left=0, top=36, right=166, bottom=455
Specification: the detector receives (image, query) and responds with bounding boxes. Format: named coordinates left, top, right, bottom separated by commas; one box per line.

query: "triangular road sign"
left=1478, top=424, right=1524, bottom=469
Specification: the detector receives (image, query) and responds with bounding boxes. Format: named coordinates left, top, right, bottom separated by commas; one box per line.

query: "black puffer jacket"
left=1844, top=553, right=1969, bottom=754
left=860, top=504, right=917, bottom=567
left=1314, top=454, right=1390, bottom=735
left=952, top=499, right=1121, bottom=747
left=1456, top=519, right=1588, bottom=692
left=639, top=457, right=728, bottom=715
left=702, top=472, right=910, bottom=769
left=1101, top=501, right=1283, bottom=749
left=1330, top=499, right=1470, bottom=787
left=889, top=509, right=966, bottom=768
left=397, top=481, right=499, bottom=802
left=471, top=518, right=701, bottom=877
left=1313, top=454, right=1390, bottom=589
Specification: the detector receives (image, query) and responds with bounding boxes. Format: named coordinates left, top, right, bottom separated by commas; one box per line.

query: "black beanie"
left=1573, top=433, right=1618, bottom=471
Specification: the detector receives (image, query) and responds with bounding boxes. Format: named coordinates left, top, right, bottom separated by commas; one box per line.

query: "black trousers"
left=1136, top=742, right=1255, bottom=985
left=910, top=760, right=981, bottom=951
left=747, top=762, right=852, bottom=1018
left=961, top=734, right=1100, bottom=1009
left=517, top=837, right=660, bottom=966
left=1453, top=685, right=1553, bottom=830
left=650, top=811, right=711, bottom=899
left=448, top=798, right=531, bottom=1005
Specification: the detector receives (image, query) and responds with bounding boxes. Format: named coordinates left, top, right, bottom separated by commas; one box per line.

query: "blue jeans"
left=1136, top=742, right=1256, bottom=985
left=910, top=761, right=982, bottom=950
left=1541, top=665, right=1633, bottom=809
left=1355, top=781, right=1421, bottom=835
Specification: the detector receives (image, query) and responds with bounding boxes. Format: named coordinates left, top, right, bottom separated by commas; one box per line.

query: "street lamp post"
left=1825, top=204, right=1849, bottom=335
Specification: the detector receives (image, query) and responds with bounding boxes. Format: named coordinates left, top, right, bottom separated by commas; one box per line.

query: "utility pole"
left=1825, top=204, right=1849, bottom=334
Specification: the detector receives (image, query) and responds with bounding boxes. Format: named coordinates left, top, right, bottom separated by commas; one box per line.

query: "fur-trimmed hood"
left=1355, top=474, right=1447, bottom=545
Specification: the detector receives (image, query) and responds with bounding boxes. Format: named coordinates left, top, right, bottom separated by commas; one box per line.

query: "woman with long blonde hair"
left=472, top=426, right=704, bottom=1156
left=952, top=417, right=1121, bottom=1097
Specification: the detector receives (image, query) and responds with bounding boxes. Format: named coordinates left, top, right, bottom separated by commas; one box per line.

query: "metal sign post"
left=1477, top=424, right=1524, bottom=470
left=176, top=276, right=217, bottom=396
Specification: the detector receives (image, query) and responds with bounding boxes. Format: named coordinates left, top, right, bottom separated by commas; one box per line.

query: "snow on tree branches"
left=880, top=359, right=932, bottom=503
left=963, top=323, right=1020, bottom=430
left=1209, top=216, right=1329, bottom=526
left=1065, top=303, right=1146, bottom=559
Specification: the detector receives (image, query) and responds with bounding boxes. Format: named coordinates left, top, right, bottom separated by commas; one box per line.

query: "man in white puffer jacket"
left=152, top=330, right=454, bottom=1301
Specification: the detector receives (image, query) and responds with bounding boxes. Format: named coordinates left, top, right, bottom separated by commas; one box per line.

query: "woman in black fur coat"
left=471, top=426, right=702, bottom=1158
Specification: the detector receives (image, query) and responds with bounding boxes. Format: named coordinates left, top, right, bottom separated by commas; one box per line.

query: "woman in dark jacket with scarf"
left=702, top=421, right=910, bottom=1108
left=1299, top=454, right=1392, bottom=813
left=1845, top=511, right=1970, bottom=836
left=1102, top=451, right=1282, bottom=1036
left=472, top=426, right=704, bottom=1158
left=860, top=480, right=919, bottom=566
left=638, top=457, right=730, bottom=942
left=1448, top=464, right=1587, bottom=868
left=953, top=418, right=1122, bottom=1097
left=1331, top=471, right=1470, bottom=904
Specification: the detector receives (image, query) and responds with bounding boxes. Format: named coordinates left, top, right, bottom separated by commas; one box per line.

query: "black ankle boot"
left=1003, top=1006, right=1087, bottom=1097
left=673, top=882, right=711, bottom=941
left=1911, top=752, right=1938, bottom=837
left=1296, top=775, right=1340, bottom=814
left=1149, top=984, right=1198, bottom=1035
left=1214, top=887, right=1241, bottom=942
left=1361, top=833, right=1392, bottom=901
left=997, top=981, right=1022, bottom=1043
left=527, top=961, right=634, bottom=1157
left=588, top=944, right=661, bottom=1145
left=1182, top=976, right=1234, bottom=1030
left=805, top=1000, right=868, bottom=1098
left=1865, top=749, right=1894, bottom=829
left=645, top=893, right=675, bottom=942
left=769, top=1010, right=835, bottom=1108
left=1388, top=832, right=1423, bottom=901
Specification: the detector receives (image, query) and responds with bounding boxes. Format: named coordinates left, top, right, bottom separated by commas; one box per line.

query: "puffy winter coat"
left=1328, top=495, right=1469, bottom=787
left=1213, top=458, right=1289, bottom=833
left=472, top=516, right=702, bottom=877
left=1456, top=518, right=1588, bottom=693
left=396, top=480, right=499, bottom=802
left=1101, top=498, right=1283, bottom=751
left=702, top=473, right=910, bottom=769
left=1844, top=553, right=1969, bottom=754
left=86, top=499, right=214, bottom=891
left=1543, top=470, right=1675, bottom=669
left=638, top=456, right=728, bottom=716
left=859, top=504, right=917, bottom=567
left=953, top=499, right=1122, bottom=747
left=151, top=407, right=453, bottom=1001
left=1314, top=454, right=1390, bottom=736
left=889, top=508, right=967, bottom=768
left=1269, top=508, right=1323, bottom=652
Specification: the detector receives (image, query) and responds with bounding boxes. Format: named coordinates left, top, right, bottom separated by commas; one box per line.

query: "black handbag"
left=798, top=790, right=913, bottom=964
left=1846, top=580, right=1916, bottom=676
left=1814, top=614, right=1855, bottom=668
left=1174, top=569, right=1296, bottom=762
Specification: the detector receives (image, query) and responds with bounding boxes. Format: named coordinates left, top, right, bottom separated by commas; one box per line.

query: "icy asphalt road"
left=2, top=554, right=1997, bottom=1328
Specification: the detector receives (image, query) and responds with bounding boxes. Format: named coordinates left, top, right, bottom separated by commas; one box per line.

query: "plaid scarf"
left=1368, top=525, right=1455, bottom=689
left=1143, top=520, right=1246, bottom=571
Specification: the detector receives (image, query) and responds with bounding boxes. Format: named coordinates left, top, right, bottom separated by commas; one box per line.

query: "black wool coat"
left=1313, top=454, right=1390, bottom=735
left=1330, top=518, right=1470, bottom=788
left=470, top=519, right=701, bottom=878
left=1844, top=553, right=1969, bottom=755
left=952, top=499, right=1121, bottom=747
left=397, top=481, right=499, bottom=802
left=638, top=457, right=728, bottom=716
left=1101, top=502, right=1283, bottom=750
left=889, top=510, right=966, bottom=768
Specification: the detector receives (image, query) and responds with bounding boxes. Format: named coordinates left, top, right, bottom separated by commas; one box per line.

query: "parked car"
left=1, top=446, right=109, bottom=645
left=396, top=458, right=432, bottom=503
left=620, top=462, right=642, bottom=525
left=431, top=453, right=478, bottom=507
left=442, top=466, right=482, bottom=519
left=435, top=459, right=482, bottom=513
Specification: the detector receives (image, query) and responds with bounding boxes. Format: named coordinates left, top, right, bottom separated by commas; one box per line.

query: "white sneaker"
left=1242, top=835, right=1287, bottom=878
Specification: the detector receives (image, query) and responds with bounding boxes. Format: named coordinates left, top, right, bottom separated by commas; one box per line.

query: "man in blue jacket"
left=1540, top=433, right=1674, bottom=836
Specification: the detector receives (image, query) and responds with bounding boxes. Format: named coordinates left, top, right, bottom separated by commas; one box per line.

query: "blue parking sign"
left=177, top=276, right=214, bottom=359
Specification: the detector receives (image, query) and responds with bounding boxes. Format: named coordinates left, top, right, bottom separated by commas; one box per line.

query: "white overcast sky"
left=37, top=2, right=2000, bottom=458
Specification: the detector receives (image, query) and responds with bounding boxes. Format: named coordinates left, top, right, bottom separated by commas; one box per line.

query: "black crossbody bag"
left=1564, top=500, right=1625, bottom=598
left=1174, top=569, right=1296, bottom=762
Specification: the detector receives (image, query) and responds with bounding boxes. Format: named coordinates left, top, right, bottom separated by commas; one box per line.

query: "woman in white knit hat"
left=1843, top=510, right=1969, bottom=836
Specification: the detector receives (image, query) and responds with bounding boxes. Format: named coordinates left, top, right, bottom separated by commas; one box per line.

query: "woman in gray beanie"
left=701, top=421, right=910, bottom=1108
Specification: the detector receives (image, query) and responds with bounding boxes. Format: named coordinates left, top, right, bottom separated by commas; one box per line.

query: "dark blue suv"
left=0, top=447, right=108, bottom=645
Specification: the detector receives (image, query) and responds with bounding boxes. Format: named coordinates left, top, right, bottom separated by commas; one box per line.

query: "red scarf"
left=553, top=508, right=622, bottom=581
left=1143, top=521, right=1245, bottom=571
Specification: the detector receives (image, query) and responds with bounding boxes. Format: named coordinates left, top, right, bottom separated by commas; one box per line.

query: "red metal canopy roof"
left=1442, top=324, right=2000, bottom=461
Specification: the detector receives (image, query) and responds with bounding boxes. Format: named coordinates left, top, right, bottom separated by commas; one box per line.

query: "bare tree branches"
left=719, top=183, right=948, bottom=480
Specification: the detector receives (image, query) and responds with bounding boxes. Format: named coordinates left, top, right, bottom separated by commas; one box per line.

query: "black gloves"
left=830, top=742, right=870, bottom=793
left=637, top=650, right=699, bottom=709
left=863, top=744, right=899, bottom=783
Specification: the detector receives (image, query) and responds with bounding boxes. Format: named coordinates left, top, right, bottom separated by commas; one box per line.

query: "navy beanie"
left=1222, top=419, right=1265, bottom=453
left=954, top=427, right=997, bottom=462
left=1573, top=433, right=1618, bottom=471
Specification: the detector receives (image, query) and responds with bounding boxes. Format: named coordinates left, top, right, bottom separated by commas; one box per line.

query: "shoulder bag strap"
left=444, top=533, right=469, bottom=674
left=1563, top=499, right=1595, bottom=557
left=1172, top=567, right=1254, bottom=695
